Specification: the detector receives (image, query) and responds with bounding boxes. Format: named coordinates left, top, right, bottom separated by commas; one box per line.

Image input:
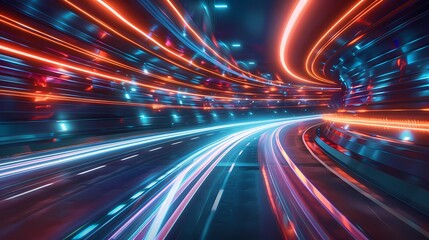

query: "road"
left=1, top=115, right=428, bottom=239
left=0, top=116, right=313, bottom=239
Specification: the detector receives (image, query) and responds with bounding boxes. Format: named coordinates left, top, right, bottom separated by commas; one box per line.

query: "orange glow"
left=279, top=0, right=319, bottom=85
left=323, top=113, right=429, bottom=132
left=308, top=1, right=384, bottom=81
left=0, top=42, right=303, bottom=102
left=304, top=0, right=365, bottom=83
left=95, top=0, right=266, bottom=88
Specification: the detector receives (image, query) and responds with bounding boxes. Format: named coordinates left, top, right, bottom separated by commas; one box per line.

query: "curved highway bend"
left=1, top=116, right=427, bottom=239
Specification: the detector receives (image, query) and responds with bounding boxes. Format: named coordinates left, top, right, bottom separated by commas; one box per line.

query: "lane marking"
left=190, top=137, right=199, bottom=140
left=206, top=133, right=214, bottom=136
left=77, top=165, right=106, bottom=175
left=120, top=154, right=139, bottom=161
left=171, top=141, right=182, bottom=145
left=149, top=147, right=162, bottom=152
left=211, top=189, right=224, bottom=211
left=228, top=163, right=235, bottom=173
left=5, top=183, right=53, bottom=200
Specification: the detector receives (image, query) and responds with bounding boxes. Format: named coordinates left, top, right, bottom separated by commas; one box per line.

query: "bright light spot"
left=60, top=123, right=68, bottom=131
left=125, top=93, right=130, bottom=99
left=145, top=181, right=157, bottom=189
left=400, top=130, right=413, bottom=142
left=248, top=61, right=255, bottom=65
left=108, top=204, right=126, bottom=216
left=131, top=191, right=144, bottom=199
left=143, top=69, right=149, bottom=74
left=231, top=43, right=241, bottom=47
left=214, top=4, right=228, bottom=8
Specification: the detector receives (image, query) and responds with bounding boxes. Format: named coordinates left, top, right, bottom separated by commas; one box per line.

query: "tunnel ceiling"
left=180, top=0, right=355, bottom=84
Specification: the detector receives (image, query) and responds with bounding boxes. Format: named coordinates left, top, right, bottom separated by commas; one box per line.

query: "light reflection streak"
left=0, top=117, right=316, bottom=179
left=323, top=113, right=429, bottom=132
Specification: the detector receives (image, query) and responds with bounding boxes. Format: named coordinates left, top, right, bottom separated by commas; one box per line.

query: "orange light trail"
left=0, top=89, right=327, bottom=110
left=0, top=14, right=285, bottom=98
left=323, top=113, right=429, bottom=132
left=63, top=0, right=211, bottom=79
left=279, top=0, right=318, bottom=85
left=63, top=0, right=274, bottom=90
left=304, top=0, right=365, bottom=84
left=95, top=0, right=268, bottom=88
left=0, top=42, right=309, bottom=102
left=308, top=0, right=384, bottom=81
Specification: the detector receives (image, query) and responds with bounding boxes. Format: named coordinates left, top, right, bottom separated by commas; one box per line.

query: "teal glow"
left=131, top=191, right=144, bottom=200
left=73, top=224, right=98, bottom=239
left=108, top=204, right=126, bottom=216
left=214, top=4, right=228, bottom=9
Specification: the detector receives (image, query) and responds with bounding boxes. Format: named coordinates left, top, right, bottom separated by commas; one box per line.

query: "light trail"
left=308, top=1, right=384, bottom=81
left=0, top=117, right=317, bottom=179
left=4, top=183, right=54, bottom=201
left=165, top=0, right=276, bottom=85
left=323, top=113, right=429, bottom=132
left=279, top=0, right=317, bottom=85
left=94, top=0, right=268, bottom=88
left=259, top=122, right=368, bottom=239
left=304, top=0, right=365, bottom=83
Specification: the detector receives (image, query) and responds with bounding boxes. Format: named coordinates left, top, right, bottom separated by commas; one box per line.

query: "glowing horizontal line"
left=171, top=141, right=182, bottom=145
left=190, top=137, right=199, bottom=140
left=149, top=147, right=163, bottom=152
left=5, top=183, right=53, bottom=200
left=108, top=204, right=126, bottom=216
left=77, top=165, right=106, bottom=175
left=131, top=191, right=144, bottom=200
left=214, top=4, right=228, bottom=8
left=145, top=181, right=157, bottom=189
left=73, top=224, right=98, bottom=239
left=120, top=154, right=139, bottom=161
left=323, top=114, right=429, bottom=132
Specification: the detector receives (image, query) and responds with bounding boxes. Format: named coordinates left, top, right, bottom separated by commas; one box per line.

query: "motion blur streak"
left=164, top=0, right=269, bottom=83
left=0, top=118, right=310, bottom=179
left=95, top=0, right=260, bottom=86
left=112, top=117, right=318, bottom=239
left=1, top=0, right=429, bottom=239
left=259, top=123, right=367, bottom=239
left=323, top=113, right=429, bottom=132
left=304, top=0, right=364, bottom=83
left=279, top=0, right=315, bottom=85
